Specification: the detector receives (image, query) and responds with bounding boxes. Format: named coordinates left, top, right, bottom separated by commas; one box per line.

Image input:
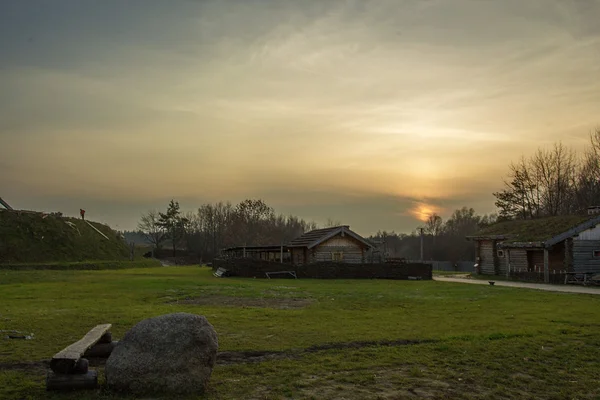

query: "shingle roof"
left=287, top=226, right=373, bottom=249
left=468, top=214, right=599, bottom=244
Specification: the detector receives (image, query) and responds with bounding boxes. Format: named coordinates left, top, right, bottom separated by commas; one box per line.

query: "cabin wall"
left=497, top=249, right=508, bottom=275
left=312, top=235, right=366, bottom=264
left=548, top=246, right=565, bottom=272
left=479, top=240, right=495, bottom=274
left=291, top=248, right=306, bottom=266
left=572, top=239, right=600, bottom=273
left=528, top=250, right=544, bottom=271
left=507, top=249, right=528, bottom=271
left=576, top=225, right=600, bottom=240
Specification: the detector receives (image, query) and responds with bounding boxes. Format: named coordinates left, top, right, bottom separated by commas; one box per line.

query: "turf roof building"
left=467, top=209, right=600, bottom=282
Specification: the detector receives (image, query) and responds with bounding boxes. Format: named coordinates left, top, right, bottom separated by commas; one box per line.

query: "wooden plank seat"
left=50, top=324, right=112, bottom=374
left=47, top=324, right=115, bottom=391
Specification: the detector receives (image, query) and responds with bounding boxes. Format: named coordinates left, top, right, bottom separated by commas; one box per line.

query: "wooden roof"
left=221, top=245, right=288, bottom=252
left=467, top=214, right=600, bottom=248
left=287, top=226, right=373, bottom=249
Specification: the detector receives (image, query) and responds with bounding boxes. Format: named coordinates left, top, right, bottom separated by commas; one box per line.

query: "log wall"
left=479, top=240, right=495, bottom=274
left=573, top=239, right=600, bottom=274
left=310, top=235, right=366, bottom=264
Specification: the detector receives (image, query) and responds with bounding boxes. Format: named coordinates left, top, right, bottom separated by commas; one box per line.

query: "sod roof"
left=468, top=214, right=597, bottom=244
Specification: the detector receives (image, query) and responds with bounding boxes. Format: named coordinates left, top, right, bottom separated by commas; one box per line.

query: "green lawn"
left=1, top=267, right=600, bottom=399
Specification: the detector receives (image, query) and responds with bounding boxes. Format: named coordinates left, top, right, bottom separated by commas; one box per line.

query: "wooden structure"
left=47, top=324, right=117, bottom=391
left=467, top=212, right=600, bottom=283
left=287, top=226, right=374, bottom=266
left=220, top=245, right=290, bottom=263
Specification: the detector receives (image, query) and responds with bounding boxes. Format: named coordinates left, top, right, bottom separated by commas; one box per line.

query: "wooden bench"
left=265, top=271, right=297, bottom=279
left=213, top=267, right=229, bottom=277
left=47, top=324, right=117, bottom=391
left=564, top=272, right=597, bottom=286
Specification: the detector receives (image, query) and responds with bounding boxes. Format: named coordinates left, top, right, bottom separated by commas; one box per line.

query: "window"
left=497, top=250, right=505, bottom=258
left=332, top=251, right=344, bottom=262
left=593, top=250, right=600, bottom=258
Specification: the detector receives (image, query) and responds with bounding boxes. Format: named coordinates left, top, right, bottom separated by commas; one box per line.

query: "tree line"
left=132, top=199, right=319, bottom=261
left=368, top=207, right=497, bottom=263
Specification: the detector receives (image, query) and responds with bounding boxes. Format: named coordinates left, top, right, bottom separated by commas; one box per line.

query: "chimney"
left=588, top=206, right=600, bottom=215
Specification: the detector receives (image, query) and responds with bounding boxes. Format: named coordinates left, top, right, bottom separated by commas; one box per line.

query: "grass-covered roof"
left=469, top=214, right=594, bottom=243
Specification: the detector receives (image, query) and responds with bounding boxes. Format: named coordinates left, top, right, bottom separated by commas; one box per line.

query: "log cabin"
left=287, top=225, right=374, bottom=265
left=467, top=208, right=600, bottom=282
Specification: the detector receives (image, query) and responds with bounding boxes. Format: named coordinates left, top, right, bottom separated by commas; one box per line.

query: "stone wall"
left=212, top=258, right=432, bottom=280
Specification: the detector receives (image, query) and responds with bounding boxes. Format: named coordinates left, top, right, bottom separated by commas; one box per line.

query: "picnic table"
left=564, top=272, right=599, bottom=286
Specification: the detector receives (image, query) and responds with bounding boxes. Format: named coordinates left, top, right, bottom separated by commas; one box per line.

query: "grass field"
left=1, top=267, right=600, bottom=399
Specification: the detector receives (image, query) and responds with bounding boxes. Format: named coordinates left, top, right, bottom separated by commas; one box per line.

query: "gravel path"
left=434, top=276, right=600, bottom=295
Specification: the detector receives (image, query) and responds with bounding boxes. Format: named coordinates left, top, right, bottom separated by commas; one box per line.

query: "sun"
left=409, top=202, right=442, bottom=222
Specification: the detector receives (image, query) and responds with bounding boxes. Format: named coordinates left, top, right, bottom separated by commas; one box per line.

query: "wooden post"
left=419, top=228, right=424, bottom=262
left=243, top=245, right=246, bottom=258
left=83, top=341, right=118, bottom=358
left=46, top=370, right=98, bottom=391
left=280, top=244, right=283, bottom=264
left=564, top=239, right=571, bottom=272
left=544, top=248, right=550, bottom=283
left=506, top=249, right=511, bottom=278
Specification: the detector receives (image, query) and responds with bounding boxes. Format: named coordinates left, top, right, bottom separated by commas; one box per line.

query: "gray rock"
left=105, top=313, right=218, bottom=394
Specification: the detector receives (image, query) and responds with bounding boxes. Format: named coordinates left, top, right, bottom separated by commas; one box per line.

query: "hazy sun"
left=409, top=202, right=442, bottom=222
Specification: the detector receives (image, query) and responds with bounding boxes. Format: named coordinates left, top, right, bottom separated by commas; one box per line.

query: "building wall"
left=576, top=225, right=600, bottom=241
left=311, top=235, right=366, bottom=264
left=497, top=249, right=508, bottom=275
left=479, top=240, right=495, bottom=274
left=528, top=250, right=544, bottom=272
left=291, top=248, right=306, bottom=266
left=573, top=239, right=600, bottom=273
left=507, top=249, right=528, bottom=271
left=548, top=245, right=565, bottom=272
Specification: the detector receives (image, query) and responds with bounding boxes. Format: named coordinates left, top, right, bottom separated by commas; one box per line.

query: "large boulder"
left=105, top=313, right=218, bottom=394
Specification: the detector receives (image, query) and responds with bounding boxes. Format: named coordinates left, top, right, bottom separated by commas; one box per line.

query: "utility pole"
left=419, top=228, right=424, bottom=262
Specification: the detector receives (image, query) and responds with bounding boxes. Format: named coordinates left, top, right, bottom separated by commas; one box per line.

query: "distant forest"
left=125, top=129, right=600, bottom=262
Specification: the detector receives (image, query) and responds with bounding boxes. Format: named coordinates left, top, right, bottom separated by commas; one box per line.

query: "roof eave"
left=499, top=241, right=544, bottom=249
left=544, top=215, right=600, bottom=248
left=466, top=235, right=507, bottom=241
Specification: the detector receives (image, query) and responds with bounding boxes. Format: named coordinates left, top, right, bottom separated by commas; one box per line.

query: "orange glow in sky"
left=409, top=203, right=442, bottom=222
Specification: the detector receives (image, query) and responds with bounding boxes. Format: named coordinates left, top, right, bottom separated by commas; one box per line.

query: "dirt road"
left=434, top=276, right=600, bottom=295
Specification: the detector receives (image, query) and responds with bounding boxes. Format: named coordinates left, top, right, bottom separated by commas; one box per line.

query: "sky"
left=1, top=0, right=599, bottom=235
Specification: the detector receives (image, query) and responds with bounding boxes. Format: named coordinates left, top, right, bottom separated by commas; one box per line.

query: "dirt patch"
left=305, top=338, right=436, bottom=352
left=217, top=338, right=435, bottom=365
left=218, top=350, right=290, bottom=365
left=0, top=360, right=48, bottom=373
left=170, top=295, right=314, bottom=309
left=246, top=368, right=488, bottom=400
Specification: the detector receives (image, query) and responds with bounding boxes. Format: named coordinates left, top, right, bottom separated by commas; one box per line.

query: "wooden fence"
left=212, top=258, right=432, bottom=280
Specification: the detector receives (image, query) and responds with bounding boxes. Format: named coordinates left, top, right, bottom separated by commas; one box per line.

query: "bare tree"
left=324, top=218, right=343, bottom=228
left=137, top=210, right=167, bottom=250
left=424, top=213, right=443, bottom=237
left=531, top=142, right=578, bottom=216
left=576, top=128, right=600, bottom=210
left=183, top=199, right=319, bottom=261
left=494, top=142, right=578, bottom=219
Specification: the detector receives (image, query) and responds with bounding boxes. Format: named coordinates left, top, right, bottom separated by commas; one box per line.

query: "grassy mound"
left=0, top=210, right=130, bottom=263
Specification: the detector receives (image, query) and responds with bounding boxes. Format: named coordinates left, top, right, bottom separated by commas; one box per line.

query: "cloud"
left=1, top=0, right=599, bottom=232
